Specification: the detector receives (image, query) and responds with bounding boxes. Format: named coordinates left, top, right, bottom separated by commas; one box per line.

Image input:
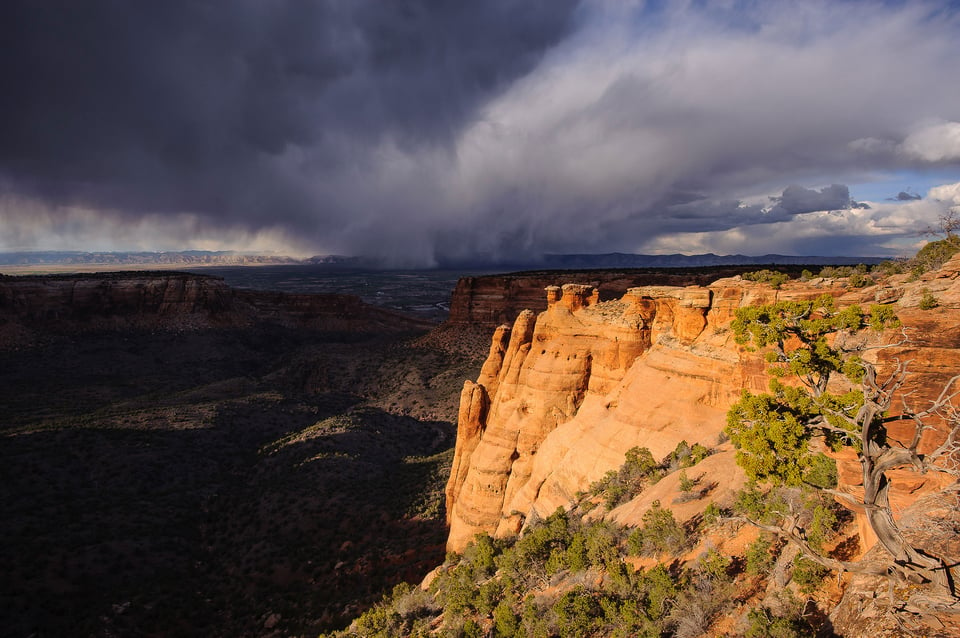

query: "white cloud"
left=902, top=121, right=960, bottom=162
left=639, top=180, right=960, bottom=257
left=928, top=180, right=960, bottom=206
left=0, top=195, right=311, bottom=256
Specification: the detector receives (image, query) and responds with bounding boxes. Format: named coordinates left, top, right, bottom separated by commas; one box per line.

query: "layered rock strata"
left=0, top=272, right=432, bottom=348
left=447, top=266, right=818, bottom=329
left=445, top=261, right=960, bottom=553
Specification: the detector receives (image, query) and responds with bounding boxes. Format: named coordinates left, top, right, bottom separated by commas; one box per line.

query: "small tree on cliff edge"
left=725, top=295, right=960, bottom=614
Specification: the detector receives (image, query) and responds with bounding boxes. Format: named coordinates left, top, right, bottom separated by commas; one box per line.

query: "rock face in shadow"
left=0, top=271, right=433, bottom=347
left=0, top=270, right=472, bottom=636
left=444, top=258, right=960, bottom=554
left=0, top=271, right=234, bottom=320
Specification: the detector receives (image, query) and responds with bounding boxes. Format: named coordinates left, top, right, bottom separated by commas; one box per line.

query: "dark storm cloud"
left=0, top=0, right=578, bottom=228
left=892, top=191, right=922, bottom=201
left=3, top=1, right=960, bottom=261
left=649, top=185, right=866, bottom=236
left=769, top=185, right=865, bottom=216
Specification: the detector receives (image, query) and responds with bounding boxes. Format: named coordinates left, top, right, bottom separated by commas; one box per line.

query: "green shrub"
left=910, top=235, right=960, bottom=274
left=678, top=470, right=694, bottom=492
left=565, top=531, right=589, bottom=571
left=745, top=535, right=775, bottom=575
left=520, top=595, right=550, bottom=638
left=847, top=272, right=871, bottom=287
left=867, top=303, right=900, bottom=332
left=688, top=443, right=710, bottom=466
left=742, top=270, right=790, bottom=289
left=664, top=440, right=711, bottom=470
left=588, top=446, right=659, bottom=509
left=642, top=563, right=679, bottom=620
left=493, top=600, right=519, bottom=637
left=919, top=288, right=939, bottom=310
left=463, top=532, right=498, bottom=578
left=733, top=482, right=786, bottom=525
left=476, top=579, right=503, bottom=616
left=791, top=554, right=828, bottom=593
left=352, top=604, right=403, bottom=637
left=584, top=521, right=621, bottom=569
left=460, top=618, right=484, bottom=638
left=553, top=586, right=602, bottom=636
left=697, top=547, right=731, bottom=582
left=627, top=501, right=687, bottom=556
left=872, top=259, right=906, bottom=276
left=802, top=453, right=837, bottom=489
left=699, top=502, right=723, bottom=529
left=745, top=606, right=805, bottom=638
left=440, top=564, right=481, bottom=615
left=347, top=582, right=437, bottom=637
left=806, top=503, right=839, bottom=552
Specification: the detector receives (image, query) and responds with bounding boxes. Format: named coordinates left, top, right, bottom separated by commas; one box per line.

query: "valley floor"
left=1, top=324, right=483, bottom=636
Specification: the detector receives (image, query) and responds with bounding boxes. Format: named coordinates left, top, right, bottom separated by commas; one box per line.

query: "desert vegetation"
left=329, top=491, right=835, bottom=637
left=725, top=294, right=960, bottom=618
left=585, top=442, right=711, bottom=511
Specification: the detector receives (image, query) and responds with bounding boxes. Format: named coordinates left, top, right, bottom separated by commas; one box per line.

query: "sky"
left=2, top=0, right=960, bottom=266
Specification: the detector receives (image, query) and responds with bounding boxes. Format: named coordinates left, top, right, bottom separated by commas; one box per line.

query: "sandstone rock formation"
left=447, top=266, right=818, bottom=329
left=445, top=259, right=960, bottom=553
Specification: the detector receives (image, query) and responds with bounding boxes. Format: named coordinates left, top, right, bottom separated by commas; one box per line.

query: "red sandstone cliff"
left=447, top=266, right=817, bottom=329
left=444, top=260, right=960, bottom=553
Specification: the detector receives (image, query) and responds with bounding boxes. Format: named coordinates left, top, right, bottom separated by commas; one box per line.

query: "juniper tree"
left=725, top=295, right=960, bottom=614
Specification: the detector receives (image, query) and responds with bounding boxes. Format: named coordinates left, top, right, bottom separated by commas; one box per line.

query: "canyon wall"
left=445, top=260, right=960, bottom=552
left=0, top=271, right=235, bottom=321
left=447, top=266, right=815, bottom=329
left=0, top=272, right=431, bottom=348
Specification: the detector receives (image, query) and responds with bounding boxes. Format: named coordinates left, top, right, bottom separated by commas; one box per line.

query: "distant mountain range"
left=0, top=251, right=364, bottom=268
left=0, top=250, right=885, bottom=270
left=539, top=252, right=885, bottom=269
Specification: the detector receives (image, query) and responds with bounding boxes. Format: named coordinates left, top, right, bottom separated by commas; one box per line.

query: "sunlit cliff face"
left=444, top=259, right=960, bottom=554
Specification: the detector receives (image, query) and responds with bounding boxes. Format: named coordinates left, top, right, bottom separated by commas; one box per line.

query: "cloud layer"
left=2, top=1, right=960, bottom=264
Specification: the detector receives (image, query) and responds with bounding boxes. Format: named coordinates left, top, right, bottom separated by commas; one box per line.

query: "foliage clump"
left=742, top=269, right=790, bottom=288
left=919, top=288, right=939, bottom=310
left=910, top=235, right=960, bottom=276
left=332, top=500, right=789, bottom=637
left=587, top=446, right=658, bottom=510
left=745, top=603, right=809, bottom=638
left=587, top=441, right=713, bottom=511
left=726, top=297, right=898, bottom=486
left=744, top=535, right=776, bottom=575
left=817, top=263, right=874, bottom=287
left=725, top=291, right=960, bottom=615
left=626, top=501, right=689, bottom=557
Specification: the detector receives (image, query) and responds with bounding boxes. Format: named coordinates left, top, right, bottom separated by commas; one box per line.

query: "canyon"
left=0, top=271, right=434, bottom=340
left=444, top=258, right=960, bottom=572
left=0, top=271, right=463, bottom=636
left=5, top=261, right=960, bottom=636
